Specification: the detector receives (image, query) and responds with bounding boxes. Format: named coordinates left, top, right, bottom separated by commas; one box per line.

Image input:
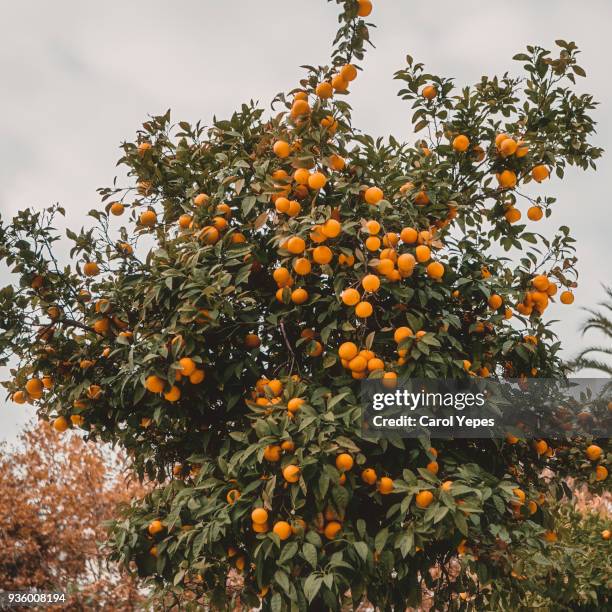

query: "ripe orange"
left=291, top=99, right=310, bottom=118
left=365, top=236, right=381, bottom=251
left=527, top=206, right=543, bottom=221
left=532, top=275, right=549, bottom=291
left=273, top=521, right=292, bottom=540
left=145, top=375, right=163, bottom=394
left=355, top=301, right=373, bottom=318
left=336, top=453, right=354, bottom=472
left=287, top=398, right=304, bottom=413
left=543, top=531, right=557, bottom=542
left=413, top=190, right=429, bottom=206
left=415, top=490, right=434, bottom=508
left=498, top=170, right=517, bottom=189
left=293, top=168, right=310, bottom=185
left=189, top=369, right=205, bottom=384
left=216, top=203, right=231, bottom=216
left=110, top=202, right=124, bottom=216
left=178, top=214, right=192, bottom=229
left=366, top=220, right=381, bottom=235
left=251, top=508, right=268, bottom=524
left=361, top=468, right=377, bottom=485
left=287, top=236, right=306, bottom=254
left=504, top=207, right=521, bottom=223
left=348, top=355, right=368, bottom=372
left=329, top=154, right=345, bottom=170
left=273, top=267, right=291, bottom=287
left=560, top=290, right=574, bottom=304
left=281, top=440, right=295, bottom=452
left=512, top=488, right=526, bottom=505
left=53, top=416, right=69, bottom=432
left=83, top=262, right=100, bottom=277
left=308, top=172, right=327, bottom=190
left=212, top=216, right=228, bottom=231
left=293, top=257, right=311, bottom=276
left=531, top=165, right=550, bottom=182
left=275, top=197, right=290, bottom=214
left=595, top=465, right=608, bottom=481
left=331, top=74, right=348, bottom=92
left=516, top=141, right=529, bottom=157
left=70, top=414, right=84, bottom=427
left=316, top=81, right=333, bottom=99
left=379, top=477, right=394, bottom=494
left=25, top=378, right=43, bottom=397
left=488, top=294, right=503, bottom=310
left=273, top=140, right=290, bottom=158
left=426, top=461, right=439, bottom=475
left=12, top=391, right=26, bottom=404
left=452, top=135, right=470, bottom=152
left=338, top=253, right=355, bottom=267
left=495, top=133, right=509, bottom=149
left=341, top=288, right=361, bottom=306
left=244, top=334, right=261, bottom=349
left=303, top=339, right=320, bottom=361
left=340, top=63, right=358, bottom=82
left=313, top=246, right=333, bottom=264
left=339, top=342, right=359, bottom=360
left=377, top=259, right=394, bottom=275
left=362, top=274, right=380, bottom=292
left=400, top=227, right=418, bottom=244
left=148, top=520, right=164, bottom=535
left=394, top=327, right=413, bottom=343
left=193, top=193, right=209, bottom=206
left=322, top=219, right=342, bottom=238
left=586, top=444, right=602, bottom=461
left=164, top=385, right=181, bottom=402
left=263, top=445, right=281, bottom=462
left=324, top=521, right=342, bottom=540
left=291, top=288, right=308, bottom=304
left=422, top=85, right=437, bottom=100
left=415, top=245, right=431, bottom=262
left=178, top=357, right=196, bottom=377
left=426, top=261, right=444, bottom=279
left=365, top=358, right=383, bottom=373
left=283, top=465, right=301, bottom=483
left=320, top=115, right=338, bottom=133
left=500, top=138, right=518, bottom=157
left=364, top=186, right=384, bottom=205
left=199, top=226, right=220, bottom=244
left=139, top=210, right=157, bottom=227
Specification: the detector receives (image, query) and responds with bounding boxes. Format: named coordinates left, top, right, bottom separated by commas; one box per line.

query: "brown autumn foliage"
left=0, top=420, right=145, bottom=610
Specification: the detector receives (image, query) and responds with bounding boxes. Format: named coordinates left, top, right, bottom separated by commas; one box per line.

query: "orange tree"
left=0, top=0, right=609, bottom=609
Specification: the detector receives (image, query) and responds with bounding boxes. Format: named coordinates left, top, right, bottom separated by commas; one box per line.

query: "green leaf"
left=302, top=542, right=318, bottom=568
left=304, top=574, right=323, bottom=603
left=354, top=541, right=368, bottom=563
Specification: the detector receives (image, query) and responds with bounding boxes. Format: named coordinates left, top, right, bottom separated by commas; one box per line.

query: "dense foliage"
left=1, top=0, right=609, bottom=609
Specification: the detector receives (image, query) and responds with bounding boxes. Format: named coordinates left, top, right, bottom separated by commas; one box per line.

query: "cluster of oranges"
left=337, top=341, right=398, bottom=383
left=446, top=128, right=551, bottom=224
left=143, top=355, right=206, bottom=403
left=586, top=444, right=608, bottom=482
left=513, top=274, right=573, bottom=316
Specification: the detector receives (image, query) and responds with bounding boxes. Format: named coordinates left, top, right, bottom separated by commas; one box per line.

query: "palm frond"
left=570, top=358, right=612, bottom=376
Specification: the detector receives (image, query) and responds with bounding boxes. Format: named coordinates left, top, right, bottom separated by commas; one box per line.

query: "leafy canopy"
left=0, top=0, right=608, bottom=609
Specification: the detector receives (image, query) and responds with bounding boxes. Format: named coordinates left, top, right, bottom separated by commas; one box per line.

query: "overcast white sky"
left=1, top=1, right=610, bottom=442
